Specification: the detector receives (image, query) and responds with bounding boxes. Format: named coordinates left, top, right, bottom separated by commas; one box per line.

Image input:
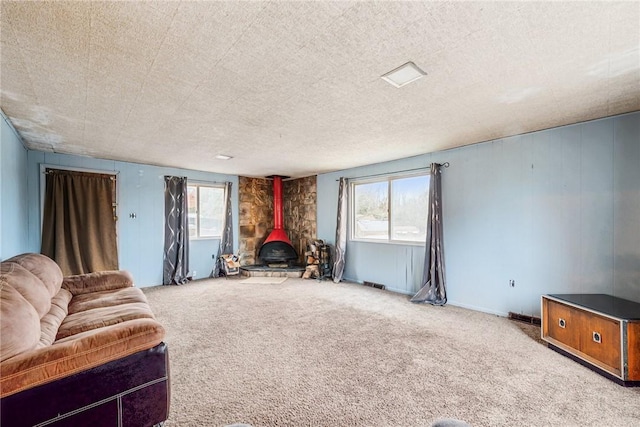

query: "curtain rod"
left=44, top=169, right=117, bottom=180
left=336, top=162, right=449, bottom=181
left=42, top=165, right=119, bottom=176
left=187, top=179, right=231, bottom=186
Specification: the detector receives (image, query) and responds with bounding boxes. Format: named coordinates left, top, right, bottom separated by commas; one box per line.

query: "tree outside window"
left=352, top=174, right=429, bottom=244
left=187, top=184, right=225, bottom=239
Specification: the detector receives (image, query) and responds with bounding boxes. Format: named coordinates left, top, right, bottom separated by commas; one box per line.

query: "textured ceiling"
left=1, top=1, right=639, bottom=178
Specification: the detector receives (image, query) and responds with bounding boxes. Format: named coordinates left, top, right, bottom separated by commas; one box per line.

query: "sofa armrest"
left=62, top=270, right=134, bottom=295
left=1, top=342, right=169, bottom=427
left=0, top=318, right=165, bottom=398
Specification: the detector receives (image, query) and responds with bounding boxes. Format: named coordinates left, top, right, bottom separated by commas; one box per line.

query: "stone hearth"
left=240, top=265, right=305, bottom=278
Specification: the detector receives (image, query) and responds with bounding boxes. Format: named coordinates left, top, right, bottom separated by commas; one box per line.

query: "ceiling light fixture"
left=381, top=61, right=427, bottom=88
left=215, top=154, right=233, bottom=160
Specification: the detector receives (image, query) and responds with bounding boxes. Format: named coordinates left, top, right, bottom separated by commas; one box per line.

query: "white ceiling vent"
left=381, top=62, right=427, bottom=88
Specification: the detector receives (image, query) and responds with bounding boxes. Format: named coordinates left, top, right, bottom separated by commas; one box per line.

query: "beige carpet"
left=143, top=279, right=640, bottom=426
left=238, top=277, right=288, bottom=284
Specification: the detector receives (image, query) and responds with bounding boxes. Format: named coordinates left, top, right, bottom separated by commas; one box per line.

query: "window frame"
left=349, top=172, right=429, bottom=246
left=187, top=182, right=226, bottom=240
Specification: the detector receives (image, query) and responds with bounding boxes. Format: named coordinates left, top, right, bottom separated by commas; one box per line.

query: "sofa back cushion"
left=1, top=263, right=52, bottom=318
left=5, top=254, right=63, bottom=298
left=38, top=289, right=73, bottom=348
left=0, top=281, right=41, bottom=362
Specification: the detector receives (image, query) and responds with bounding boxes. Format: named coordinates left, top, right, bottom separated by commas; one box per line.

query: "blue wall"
left=5, top=110, right=639, bottom=313
left=0, top=111, right=30, bottom=260
left=25, top=151, right=239, bottom=287
left=318, top=112, right=640, bottom=317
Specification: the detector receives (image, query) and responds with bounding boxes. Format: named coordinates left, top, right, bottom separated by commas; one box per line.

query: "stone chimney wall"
left=283, top=175, right=317, bottom=265
left=238, top=177, right=273, bottom=266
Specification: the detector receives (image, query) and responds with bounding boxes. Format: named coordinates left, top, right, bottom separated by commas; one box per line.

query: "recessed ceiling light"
left=381, top=61, right=427, bottom=88
left=215, top=154, right=232, bottom=160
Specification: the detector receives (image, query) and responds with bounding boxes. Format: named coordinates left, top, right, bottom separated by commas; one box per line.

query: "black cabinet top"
left=548, top=294, right=640, bottom=320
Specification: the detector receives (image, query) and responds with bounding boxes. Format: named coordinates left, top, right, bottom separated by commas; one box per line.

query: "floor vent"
left=363, top=281, right=386, bottom=290
left=508, top=312, right=541, bottom=326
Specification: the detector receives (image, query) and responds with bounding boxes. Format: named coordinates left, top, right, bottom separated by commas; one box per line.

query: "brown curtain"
left=41, top=168, right=119, bottom=276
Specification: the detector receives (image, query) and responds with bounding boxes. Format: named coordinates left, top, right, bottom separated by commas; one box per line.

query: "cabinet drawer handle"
left=558, top=318, right=566, bottom=328
left=592, top=331, right=601, bottom=343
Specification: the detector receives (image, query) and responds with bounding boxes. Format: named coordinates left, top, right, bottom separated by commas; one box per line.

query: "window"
left=187, top=183, right=225, bottom=239
left=351, top=174, right=429, bottom=244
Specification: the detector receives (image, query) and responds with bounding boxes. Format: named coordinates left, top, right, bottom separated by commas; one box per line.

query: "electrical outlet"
left=193, top=271, right=197, bottom=278
left=509, top=279, right=515, bottom=287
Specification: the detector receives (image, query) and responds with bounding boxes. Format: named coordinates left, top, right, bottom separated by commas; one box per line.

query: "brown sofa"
left=0, top=253, right=170, bottom=426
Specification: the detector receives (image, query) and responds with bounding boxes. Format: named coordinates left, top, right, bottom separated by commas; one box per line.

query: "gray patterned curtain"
left=163, top=176, right=189, bottom=285
left=411, top=163, right=446, bottom=305
left=332, top=177, right=347, bottom=283
left=212, top=182, right=233, bottom=277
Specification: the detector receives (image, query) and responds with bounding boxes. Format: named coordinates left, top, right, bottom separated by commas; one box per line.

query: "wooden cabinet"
left=541, top=294, right=640, bottom=386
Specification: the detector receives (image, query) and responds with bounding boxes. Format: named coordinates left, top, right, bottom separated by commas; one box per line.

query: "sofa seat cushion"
left=0, top=318, right=165, bottom=398
left=68, top=287, right=149, bottom=315
left=56, top=302, right=155, bottom=340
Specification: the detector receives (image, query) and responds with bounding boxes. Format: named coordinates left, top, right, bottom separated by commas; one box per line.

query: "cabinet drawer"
left=546, top=300, right=582, bottom=349
left=582, top=313, right=621, bottom=372
left=543, top=298, right=622, bottom=375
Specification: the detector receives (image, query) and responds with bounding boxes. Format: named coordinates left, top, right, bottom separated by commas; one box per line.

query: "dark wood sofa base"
left=1, top=342, right=170, bottom=427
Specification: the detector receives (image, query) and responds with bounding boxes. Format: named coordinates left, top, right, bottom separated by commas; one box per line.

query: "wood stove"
left=258, top=176, right=298, bottom=264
